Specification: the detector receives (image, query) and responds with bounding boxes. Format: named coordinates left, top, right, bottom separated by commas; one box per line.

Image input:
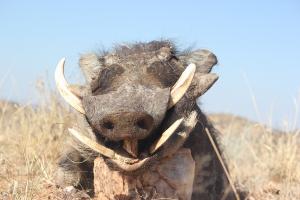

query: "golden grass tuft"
left=0, top=83, right=299, bottom=199
left=210, top=114, right=300, bottom=200
left=0, top=84, right=76, bottom=199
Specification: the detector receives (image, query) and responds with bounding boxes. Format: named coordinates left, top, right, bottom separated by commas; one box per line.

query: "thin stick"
left=205, top=128, right=240, bottom=200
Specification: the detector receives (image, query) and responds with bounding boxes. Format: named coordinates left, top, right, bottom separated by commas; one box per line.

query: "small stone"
left=63, top=186, right=76, bottom=193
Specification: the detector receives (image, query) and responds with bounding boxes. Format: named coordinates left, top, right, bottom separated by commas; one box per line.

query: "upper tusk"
left=149, top=117, right=184, bottom=154
left=68, top=128, right=138, bottom=164
left=55, top=58, right=85, bottom=114
left=168, top=63, right=196, bottom=109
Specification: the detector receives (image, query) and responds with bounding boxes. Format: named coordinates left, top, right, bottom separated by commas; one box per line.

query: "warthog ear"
left=79, top=53, right=104, bottom=83
left=180, top=49, right=217, bottom=73
left=179, top=50, right=219, bottom=100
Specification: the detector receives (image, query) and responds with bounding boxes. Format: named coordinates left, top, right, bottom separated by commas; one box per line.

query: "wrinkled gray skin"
left=55, top=41, right=237, bottom=200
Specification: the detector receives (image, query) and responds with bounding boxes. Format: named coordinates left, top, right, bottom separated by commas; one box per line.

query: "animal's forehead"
left=104, top=41, right=175, bottom=66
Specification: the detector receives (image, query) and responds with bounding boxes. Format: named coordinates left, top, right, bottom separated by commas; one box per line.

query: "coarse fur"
left=55, top=40, right=237, bottom=199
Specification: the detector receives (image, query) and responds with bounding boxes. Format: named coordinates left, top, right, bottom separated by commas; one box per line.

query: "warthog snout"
left=99, top=112, right=154, bottom=140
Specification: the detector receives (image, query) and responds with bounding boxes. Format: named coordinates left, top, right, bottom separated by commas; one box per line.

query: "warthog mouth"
left=69, top=112, right=197, bottom=173
left=55, top=58, right=197, bottom=172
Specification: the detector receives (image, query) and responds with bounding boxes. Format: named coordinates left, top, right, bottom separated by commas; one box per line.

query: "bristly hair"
left=112, top=40, right=178, bottom=57
left=93, top=39, right=196, bottom=59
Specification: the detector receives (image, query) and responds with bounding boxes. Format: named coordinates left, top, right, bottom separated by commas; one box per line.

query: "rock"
left=63, top=186, right=77, bottom=193
left=93, top=148, right=195, bottom=200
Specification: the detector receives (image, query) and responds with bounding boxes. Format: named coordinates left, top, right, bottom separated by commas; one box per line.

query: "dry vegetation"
left=0, top=85, right=299, bottom=200
left=0, top=85, right=77, bottom=199
left=210, top=114, right=300, bottom=200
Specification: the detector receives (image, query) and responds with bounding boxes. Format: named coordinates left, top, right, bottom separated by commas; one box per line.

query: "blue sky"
left=0, top=1, right=300, bottom=129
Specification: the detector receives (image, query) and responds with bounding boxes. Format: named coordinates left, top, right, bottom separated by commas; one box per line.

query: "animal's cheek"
left=80, top=97, right=99, bottom=129
left=142, top=87, right=170, bottom=128
left=81, top=96, right=96, bottom=115
left=82, top=96, right=108, bottom=121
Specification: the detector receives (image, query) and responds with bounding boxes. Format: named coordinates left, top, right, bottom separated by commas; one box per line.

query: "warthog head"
left=55, top=41, right=218, bottom=172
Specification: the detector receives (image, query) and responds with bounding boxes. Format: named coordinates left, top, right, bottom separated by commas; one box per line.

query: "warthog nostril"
left=135, top=115, right=153, bottom=130
left=136, top=119, right=148, bottom=130
left=102, top=121, right=114, bottom=130
left=99, top=112, right=154, bottom=140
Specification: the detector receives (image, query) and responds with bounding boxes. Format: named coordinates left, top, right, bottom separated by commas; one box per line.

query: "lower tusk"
left=68, top=128, right=137, bottom=164
left=149, top=118, right=184, bottom=154
left=109, top=157, right=151, bottom=172
left=168, top=63, right=196, bottom=109
left=123, top=139, right=138, bottom=158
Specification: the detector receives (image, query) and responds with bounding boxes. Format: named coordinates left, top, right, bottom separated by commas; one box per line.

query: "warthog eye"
left=147, top=61, right=180, bottom=87
left=93, top=64, right=124, bottom=94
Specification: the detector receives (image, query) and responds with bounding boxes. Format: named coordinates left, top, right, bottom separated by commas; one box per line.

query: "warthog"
left=54, top=40, right=237, bottom=199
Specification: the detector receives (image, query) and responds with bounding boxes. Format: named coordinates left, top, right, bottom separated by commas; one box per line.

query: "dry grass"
left=210, top=114, right=300, bottom=200
left=0, top=86, right=76, bottom=199
left=0, top=85, right=299, bottom=199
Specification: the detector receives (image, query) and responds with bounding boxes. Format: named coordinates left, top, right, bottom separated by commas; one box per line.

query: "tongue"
left=123, top=139, right=138, bottom=158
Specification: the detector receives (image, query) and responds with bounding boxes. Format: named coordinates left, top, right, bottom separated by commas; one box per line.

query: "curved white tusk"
left=68, top=128, right=138, bottom=164
left=55, top=58, right=85, bottom=114
left=149, top=117, right=184, bottom=154
left=168, top=63, right=196, bottom=109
